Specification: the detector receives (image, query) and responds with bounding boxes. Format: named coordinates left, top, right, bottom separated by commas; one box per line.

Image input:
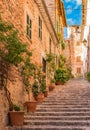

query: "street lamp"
left=82, top=39, right=87, bottom=46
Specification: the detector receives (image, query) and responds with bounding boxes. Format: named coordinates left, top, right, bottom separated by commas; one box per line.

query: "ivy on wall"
left=0, top=17, right=33, bottom=110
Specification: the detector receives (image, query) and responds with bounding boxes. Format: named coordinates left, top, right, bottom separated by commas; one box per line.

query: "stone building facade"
left=87, top=27, right=90, bottom=72
left=67, top=26, right=83, bottom=78
left=0, top=0, right=66, bottom=129
left=44, top=0, right=67, bottom=55
left=62, top=39, right=72, bottom=68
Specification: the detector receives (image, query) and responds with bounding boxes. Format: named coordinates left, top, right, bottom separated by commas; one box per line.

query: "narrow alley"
left=0, top=0, right=90, bottom=130
left=7, top=79, right=90, bottom=130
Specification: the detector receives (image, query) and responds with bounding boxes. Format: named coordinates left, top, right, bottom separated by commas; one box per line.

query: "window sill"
left=38, top=37, right=42, bottom=42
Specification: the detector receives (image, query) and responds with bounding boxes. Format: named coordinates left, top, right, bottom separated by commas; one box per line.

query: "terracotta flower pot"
left=56, top=81, right=62, bottom=85
left=43, top=91, right=48, bottom=97
left=26, top=101, right=37, bottom=113
left=9, top=111, right=24, bottom=126
left=49, top=83, right=55, bottom=91
left=35, top=93, right=44, bottom=102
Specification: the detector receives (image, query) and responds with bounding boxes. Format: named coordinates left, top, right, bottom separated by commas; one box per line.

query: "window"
left=56, top=55, right=58, bottom=65
left=42, top=58, right=46, bottom=73
left=76, top=56, right=81, bottom=62
left=77, top=68, right=81, bottom=73
left=38, top=16, right=42, bottom=39
left=49, top=38, right=52, bottom=54
left=26, top=14, right=32, bottom=39
left=56, top=21, right=59, bottom=33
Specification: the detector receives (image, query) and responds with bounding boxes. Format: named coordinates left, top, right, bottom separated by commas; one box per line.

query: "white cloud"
left=65, top=0, right=71, bottom=3
left=65, top=0, right=82, bottom=5
left=66, top=5, right=72, bottom=14
left=67, top=18, right=73, bottom=25
left=75, top=0, right=82, bottom=5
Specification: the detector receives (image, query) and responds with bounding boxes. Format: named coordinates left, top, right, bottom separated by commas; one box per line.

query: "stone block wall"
left=0, top=0, right=58, bottom=130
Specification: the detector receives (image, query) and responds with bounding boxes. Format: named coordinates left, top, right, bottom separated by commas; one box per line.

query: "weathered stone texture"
left=0, top=90, right=9, bottom=130
left=0, top=0, right=58, bottom=130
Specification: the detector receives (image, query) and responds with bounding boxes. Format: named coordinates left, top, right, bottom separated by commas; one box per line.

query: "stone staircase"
left=6, top=80, right=90, bottom=130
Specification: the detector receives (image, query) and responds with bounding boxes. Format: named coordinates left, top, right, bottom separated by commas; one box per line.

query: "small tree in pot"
left=41, top=75, right=48, bottom=97
left=32, top=65, right=45, bottom=102
left=46, top=53, right=56, bottom=91
left=22, top=55, right=37, bottom=113
left=54, top=67, right=68, bottom=85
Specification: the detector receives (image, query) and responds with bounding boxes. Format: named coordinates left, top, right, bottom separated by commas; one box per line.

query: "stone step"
left=24, top=115, right=90, bottom=120
left=6, top=125, right=87, bottom=130
left=36, top=108, right=90, bottom=112
left=38, top=104, right=89, bottom=107
left=46, top=97, right=90, bottom=99
left=43, top=101, right=89, bottom=103
left=37, top=104, right=89, bottom=109
left=41, top=102, right=89, bottom=105
left=37, top=106, right=90, bottom=109
left=44, top=98, right=89, bottom=101
left=24, top=120, right=89, bottom=126
left=27, top=111, right=90, bottom=116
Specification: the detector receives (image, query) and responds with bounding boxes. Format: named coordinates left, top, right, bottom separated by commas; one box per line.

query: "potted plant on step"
left=41, top=75, right=48, bottom=97
left=46, top=53, right=56, bottom=91
left=32, top=64, right=45, bottom=102
left=9, top=104, right=24, bottom=126
left=22, top=57, right=37, bottom=113
left=87, top=72, right=90, bottom=82
left=49, top=78, right=55, bottom=91
left=32, top=78, right=44, bottom=102
left=54, top=68, right=68, bottom=85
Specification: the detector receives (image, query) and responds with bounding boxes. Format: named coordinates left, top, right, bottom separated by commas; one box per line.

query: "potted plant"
left=87, top=72, right=90, bottom=82
left=54, top=68, right=68, bottom=85
left=49, top=78, right=55, bottom=91
left=32, top=64, right=46, bottom=102
left=46, top=53, right=56, bottom=91
left=41, top=75, right=48, bottom=97
left=9, top=104, right=24, bottom=126
left=32, top=78, right=44, bottom=102
left=22, top=58, right=37, bottom=113
left=23, top=78, right=37, bottom=113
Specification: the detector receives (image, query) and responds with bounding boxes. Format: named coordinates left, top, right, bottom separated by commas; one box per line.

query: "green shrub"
left=54, top=68, right=68, bottom=84
left=41, top=76, right=46, bottom=93
left=32, top=79, right=41, bottom=96
left=13, top=104, right=20, bottom=111
left=87, top=72, right=90, bottom=82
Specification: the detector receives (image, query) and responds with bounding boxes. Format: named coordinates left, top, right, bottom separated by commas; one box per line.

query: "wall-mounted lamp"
left=82, top=39, right=87, bottom=46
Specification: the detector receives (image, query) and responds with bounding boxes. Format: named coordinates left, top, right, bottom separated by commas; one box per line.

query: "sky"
left=63, top=0, right=82, bottom=25
left=63, top=0, right=82, bottom=38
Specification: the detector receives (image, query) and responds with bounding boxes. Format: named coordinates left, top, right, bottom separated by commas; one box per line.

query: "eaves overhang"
left=34, top=0, right=59, bottom=45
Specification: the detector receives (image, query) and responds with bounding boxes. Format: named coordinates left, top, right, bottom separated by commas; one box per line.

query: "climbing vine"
left=57, top=33, right=66, bottom=50
left=0, top=17, right=33, bottom=110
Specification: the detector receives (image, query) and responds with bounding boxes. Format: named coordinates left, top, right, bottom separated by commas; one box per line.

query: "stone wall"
left=0, top=0, right=58, bottom=130
left=0, top=90, right=9, bottom=130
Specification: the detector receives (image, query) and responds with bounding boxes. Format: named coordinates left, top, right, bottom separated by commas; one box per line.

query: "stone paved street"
left=6, top=79, right=90, bottom=130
